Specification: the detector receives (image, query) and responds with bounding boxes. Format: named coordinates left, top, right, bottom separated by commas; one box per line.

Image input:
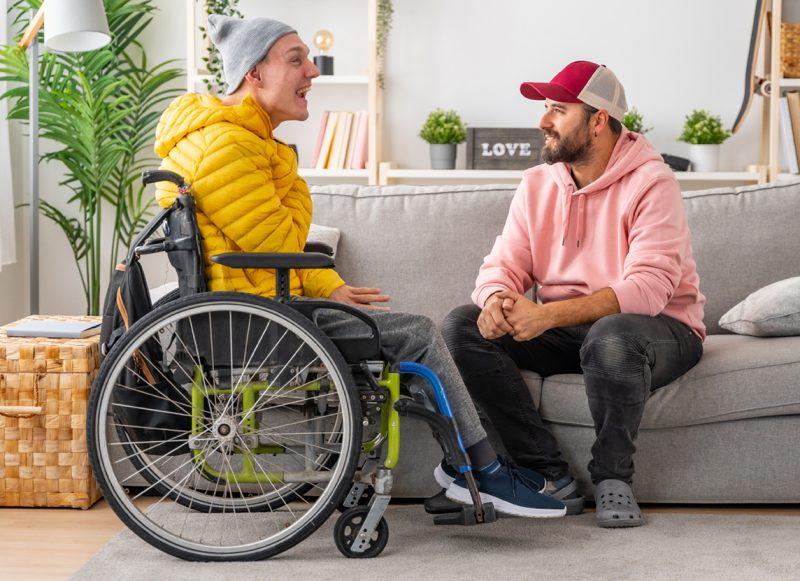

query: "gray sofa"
left=310, top=180, right=800, bottom=503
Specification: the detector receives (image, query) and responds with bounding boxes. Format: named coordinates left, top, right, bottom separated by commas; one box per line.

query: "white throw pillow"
left=307, top=223, right=341, bottom=258
left=718, top=277, right=800, bottom=337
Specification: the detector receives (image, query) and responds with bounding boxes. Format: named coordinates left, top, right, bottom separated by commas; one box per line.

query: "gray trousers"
left=314, top=308, right=487, bottom=447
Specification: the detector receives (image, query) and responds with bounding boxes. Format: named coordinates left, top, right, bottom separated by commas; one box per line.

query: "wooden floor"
left=1, top=501, right=799, bottom=580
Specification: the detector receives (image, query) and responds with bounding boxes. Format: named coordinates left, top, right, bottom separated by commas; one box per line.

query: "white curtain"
left=0, top=1, right=17, bottom=271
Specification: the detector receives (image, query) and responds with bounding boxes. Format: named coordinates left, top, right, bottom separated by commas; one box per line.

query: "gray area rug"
left=73, top=507, right=800, bottom=580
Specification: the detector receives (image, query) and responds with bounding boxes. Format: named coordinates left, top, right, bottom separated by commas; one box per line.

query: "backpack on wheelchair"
left=87, top=170, right=497, bottom=561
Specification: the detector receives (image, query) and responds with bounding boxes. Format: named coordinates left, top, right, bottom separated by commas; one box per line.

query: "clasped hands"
left=477, top=290, right=554, bottom=341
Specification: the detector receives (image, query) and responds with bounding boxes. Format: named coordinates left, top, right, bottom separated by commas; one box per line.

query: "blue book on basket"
left=7, top=319, right=101, bottom=339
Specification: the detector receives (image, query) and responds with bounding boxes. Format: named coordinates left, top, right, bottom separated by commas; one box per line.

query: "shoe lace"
left=499, top=457, right=541, bottom=493
left=499, top=457, right=540, bottom=499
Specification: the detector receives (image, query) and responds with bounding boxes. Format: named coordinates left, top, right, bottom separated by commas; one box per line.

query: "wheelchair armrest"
left=211, top=252, right=335, bottom=270
left=303, top=241, right=334, bottom=257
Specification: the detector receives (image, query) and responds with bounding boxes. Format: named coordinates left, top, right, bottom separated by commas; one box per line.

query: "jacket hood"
left=154, top=93, right=273, bottom=158
left=546, top=129, right=664, bottom=247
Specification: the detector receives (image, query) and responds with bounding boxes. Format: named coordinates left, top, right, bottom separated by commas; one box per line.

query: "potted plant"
left=0, top=0, right=183, bottom=314
left=622, top=107, right=652, bottom=134
left=419, top=109, right=466, bottom=170
left=678, top=109, right=731, bottom=172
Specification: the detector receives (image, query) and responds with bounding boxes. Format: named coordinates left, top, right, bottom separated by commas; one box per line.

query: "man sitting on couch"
left=153, top=14, right=566, bottom=518
left=443, top=61, right=706, bottom=527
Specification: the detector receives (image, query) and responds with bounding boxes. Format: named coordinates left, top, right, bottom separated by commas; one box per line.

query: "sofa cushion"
left=719, top=276, right=800, bottom=337
left=311, top=184, right=516, bottom=320
left=533, top=334, right=800, bottom=429
left=682, top=182, right=800, bottom=335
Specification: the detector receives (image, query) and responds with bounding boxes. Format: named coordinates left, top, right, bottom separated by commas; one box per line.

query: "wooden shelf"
left=313, top=75, right=369, bottom=85
left=673, top=172, right=759, bottom=181
left=780, top=78, right=800, bottom=88
left=299, top=168, right=369, bottom=178
left=380, top=167, right=761, bottom=183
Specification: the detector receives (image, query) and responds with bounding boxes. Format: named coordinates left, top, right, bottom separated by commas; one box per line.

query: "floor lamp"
left=18, top=0, right=111, bottom=315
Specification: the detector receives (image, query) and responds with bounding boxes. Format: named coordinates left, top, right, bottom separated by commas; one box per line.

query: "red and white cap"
left=520, top=60, right=628, bottom=122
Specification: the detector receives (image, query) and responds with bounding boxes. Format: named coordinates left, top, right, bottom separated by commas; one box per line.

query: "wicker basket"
left=0, top=315, right=102, bottom=509
left=782, top=23, right=800, bottom=78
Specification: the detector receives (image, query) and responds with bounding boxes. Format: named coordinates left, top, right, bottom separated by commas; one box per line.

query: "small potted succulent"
left=622, top=107, right=652, bottom=134
left=419, top=109, right=467, bottom=170
left=678, top=109, right=731, bottom=172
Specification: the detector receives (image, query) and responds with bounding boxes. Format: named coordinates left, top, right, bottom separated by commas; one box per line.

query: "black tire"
left=151, top=287, right=181, bottom=309
left=334, top=506, right=389, bottom=558
left=88, top=292, right=362, bottom=561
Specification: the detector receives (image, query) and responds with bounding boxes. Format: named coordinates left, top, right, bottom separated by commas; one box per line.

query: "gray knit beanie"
left=207, top=14, right=297, bottom=96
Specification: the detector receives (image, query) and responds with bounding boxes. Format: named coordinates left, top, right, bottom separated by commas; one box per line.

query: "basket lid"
left=0, top=315, right=101, bottom=374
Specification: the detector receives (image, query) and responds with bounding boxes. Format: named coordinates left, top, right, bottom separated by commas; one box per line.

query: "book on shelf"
left=343, top=111, right=361, bottom=169
left=351, top=111, right=369, bottom=170
left=330, top=112, right=353, bottom=170
left=780, top=95, right=799, bottom=174
left=7, top=319, right=101, bottom=339
left=312, top=110, right=368, bottom=170
left=311, top=110, right=329, bottom=167
left=315, top=111, right=339, bottom=170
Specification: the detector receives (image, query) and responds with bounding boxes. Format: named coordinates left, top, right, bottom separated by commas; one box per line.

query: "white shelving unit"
left=378, top=164, right=763, bottom=186
left=185, top=2, right=779, bottom=189
left=186, top=1, right=381, bottom=184
left=300, top=168, right=369, bottom=178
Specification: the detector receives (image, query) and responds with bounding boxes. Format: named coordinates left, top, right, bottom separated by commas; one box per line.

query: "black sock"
left=466, top=438, right=496, bottom=471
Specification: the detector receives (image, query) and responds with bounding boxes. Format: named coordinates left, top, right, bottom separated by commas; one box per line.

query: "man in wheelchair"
left=86, top=14, right=566, bottom=563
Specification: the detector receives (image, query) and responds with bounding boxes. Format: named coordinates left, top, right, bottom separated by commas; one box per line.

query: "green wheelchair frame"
left=188, top=364, right=403, bottom=486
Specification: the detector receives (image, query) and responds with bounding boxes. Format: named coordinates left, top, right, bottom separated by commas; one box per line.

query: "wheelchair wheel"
left=334, top=506, right=389, bottom=558
left=88, top=292, right=362, bottom=561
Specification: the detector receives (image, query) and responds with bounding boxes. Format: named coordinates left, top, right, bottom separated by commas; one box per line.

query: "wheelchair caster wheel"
left=334, top=506, right=389, bottom=558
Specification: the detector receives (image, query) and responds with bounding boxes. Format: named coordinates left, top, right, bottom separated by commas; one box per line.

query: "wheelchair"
left=87, top=170, right=497, bottom=562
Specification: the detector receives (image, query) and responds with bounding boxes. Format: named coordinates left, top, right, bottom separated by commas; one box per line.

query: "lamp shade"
left=44, top=0, right=111, bottom=53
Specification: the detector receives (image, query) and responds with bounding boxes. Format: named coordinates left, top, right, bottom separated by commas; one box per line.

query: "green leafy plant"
left=621, top=107, right=652, bottom=134
left=678, top=109, right=731, bottom=145
left=376, top=0, right=393, bottom=89
left=419, top=109, right=466, bottom=144
left=0, top=0, right=184, bottom=314
left=199, top=0, right=242, bottom=94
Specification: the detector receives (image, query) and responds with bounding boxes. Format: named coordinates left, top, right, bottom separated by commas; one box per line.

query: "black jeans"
left=442, top=305, right=704, bottom=484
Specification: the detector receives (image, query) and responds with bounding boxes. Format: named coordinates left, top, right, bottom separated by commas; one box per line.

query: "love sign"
left=466, top=127, right=545, bottom=170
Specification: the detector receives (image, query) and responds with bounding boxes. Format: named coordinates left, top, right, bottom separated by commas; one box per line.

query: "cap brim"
left=520, top=82, right=582, bottom=103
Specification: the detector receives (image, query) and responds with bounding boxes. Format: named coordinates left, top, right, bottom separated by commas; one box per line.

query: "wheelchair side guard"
left=395, top=362, right=497, bottom=526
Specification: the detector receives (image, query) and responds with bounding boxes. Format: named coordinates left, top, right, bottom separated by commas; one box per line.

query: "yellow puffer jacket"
left=153, top=93, right=345, bottom=298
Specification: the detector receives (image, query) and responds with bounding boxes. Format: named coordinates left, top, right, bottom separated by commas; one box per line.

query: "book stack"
left=312, top=111, right=369, bottom=170
left=780, top=92, right=800, bottom=174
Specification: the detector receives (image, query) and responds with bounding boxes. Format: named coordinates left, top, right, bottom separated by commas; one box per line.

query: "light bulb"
left=313, top=30, right=334, bottom=54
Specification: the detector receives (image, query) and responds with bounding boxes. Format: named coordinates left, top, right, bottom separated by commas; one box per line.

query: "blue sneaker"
left=434, top=457, right=546, bottom=492
left=445, top=460, right=566, bottom=518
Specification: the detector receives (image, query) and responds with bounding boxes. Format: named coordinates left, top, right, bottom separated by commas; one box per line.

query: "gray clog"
left=594, top=479, right=644, bottom=528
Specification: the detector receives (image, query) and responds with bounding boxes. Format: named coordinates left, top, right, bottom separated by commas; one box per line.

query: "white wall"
left=1, top=0, right=784, bottom=320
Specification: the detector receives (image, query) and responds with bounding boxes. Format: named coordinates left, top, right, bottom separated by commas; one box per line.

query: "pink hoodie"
left=473, top=129, right=707, bottom=341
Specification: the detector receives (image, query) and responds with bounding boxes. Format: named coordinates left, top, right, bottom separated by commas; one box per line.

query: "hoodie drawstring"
left=576, top=194, right=586, bottom=248
left=561, top=188, right=586, bottom=248
left=561, top=188, right=574, bottom=246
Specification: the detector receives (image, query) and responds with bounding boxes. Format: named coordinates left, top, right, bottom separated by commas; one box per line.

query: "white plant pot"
left=688, top=144, right=720, bottom=172
left=429, top=143, right=457, bottom=170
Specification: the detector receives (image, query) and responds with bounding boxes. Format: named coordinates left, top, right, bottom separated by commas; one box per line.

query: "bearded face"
left=541, top=118, right=594, bottom=165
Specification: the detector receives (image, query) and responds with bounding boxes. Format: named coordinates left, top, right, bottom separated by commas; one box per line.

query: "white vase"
left=429, top=143, right=457, bottom=170
left=688, top=144, right=720, bottom=172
